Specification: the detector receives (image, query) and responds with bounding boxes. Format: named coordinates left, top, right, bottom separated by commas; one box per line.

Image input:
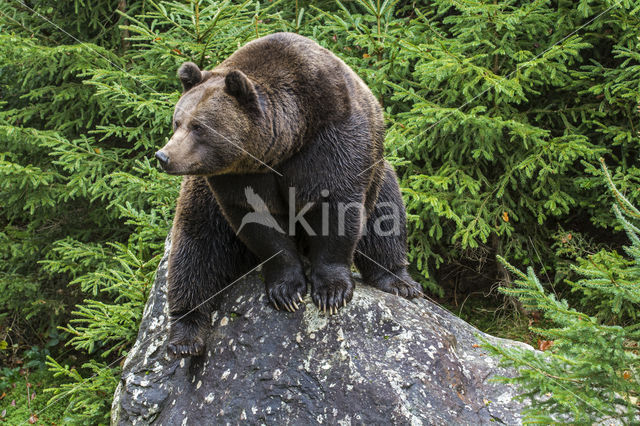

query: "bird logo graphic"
left=237, top=186, right=285, bottom=234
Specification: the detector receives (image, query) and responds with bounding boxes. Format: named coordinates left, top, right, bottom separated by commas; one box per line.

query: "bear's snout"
left=155, top=151, right=170, bottom=169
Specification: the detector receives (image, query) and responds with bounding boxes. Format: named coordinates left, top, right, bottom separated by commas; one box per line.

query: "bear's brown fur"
left=157, top=33, right=422, bottom=357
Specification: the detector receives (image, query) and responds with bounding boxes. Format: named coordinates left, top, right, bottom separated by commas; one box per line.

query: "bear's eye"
left=174, top=120, right=181, bottom=129
left=191, top=123, right=203, bottom=132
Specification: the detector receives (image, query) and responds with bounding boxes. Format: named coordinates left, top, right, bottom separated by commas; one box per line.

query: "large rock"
left=112, top=238, right=531, bottom=425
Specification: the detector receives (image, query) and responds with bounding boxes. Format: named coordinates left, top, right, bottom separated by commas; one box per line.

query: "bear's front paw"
left=310, top=264, right=354, bottom=315
left=266, top=268, right=307, bottom=312
left=370, top=270, right=423, bottom=300
left=167, top=316, right=206, bottom=358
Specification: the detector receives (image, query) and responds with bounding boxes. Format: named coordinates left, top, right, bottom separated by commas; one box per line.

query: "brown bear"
left=156, top=32, right=422, bottom=357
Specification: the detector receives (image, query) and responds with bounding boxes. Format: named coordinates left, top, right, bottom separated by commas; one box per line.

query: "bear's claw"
left=374, top=275, right=423, bottom=299
left=167, top=337, right=204, bottom=358
left=313, top=290, right=350, bottom=315
left=266, top=278, right=306, bottom=313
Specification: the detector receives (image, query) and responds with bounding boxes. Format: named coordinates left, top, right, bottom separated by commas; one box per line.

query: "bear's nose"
left=155, top=151, right=169, bottom=167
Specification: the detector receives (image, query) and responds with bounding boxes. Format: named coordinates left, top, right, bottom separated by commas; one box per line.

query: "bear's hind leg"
left=354, top=163, right=423, bottom=299
left=167, top=177, right=256, bottom=357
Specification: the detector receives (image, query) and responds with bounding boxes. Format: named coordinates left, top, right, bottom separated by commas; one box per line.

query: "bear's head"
left=155, top=62, right=264, bottom=175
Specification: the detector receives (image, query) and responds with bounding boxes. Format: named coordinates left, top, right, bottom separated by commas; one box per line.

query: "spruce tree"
left=485, top=159, right=640, bottom=423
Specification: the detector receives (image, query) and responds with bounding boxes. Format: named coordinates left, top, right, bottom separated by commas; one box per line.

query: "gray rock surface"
left=112, top=238, right=531, bottom=425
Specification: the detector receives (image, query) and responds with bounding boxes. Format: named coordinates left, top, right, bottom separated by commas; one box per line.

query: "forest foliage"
left=0, top=0, right=639, bottom=423
left=485, top=160, right=640, bottom=423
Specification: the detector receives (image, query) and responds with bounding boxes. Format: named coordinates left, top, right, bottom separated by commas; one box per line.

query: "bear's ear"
left=225, top=70, right=259, bottom=110
left=178, top=62, right=203, bottom=92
